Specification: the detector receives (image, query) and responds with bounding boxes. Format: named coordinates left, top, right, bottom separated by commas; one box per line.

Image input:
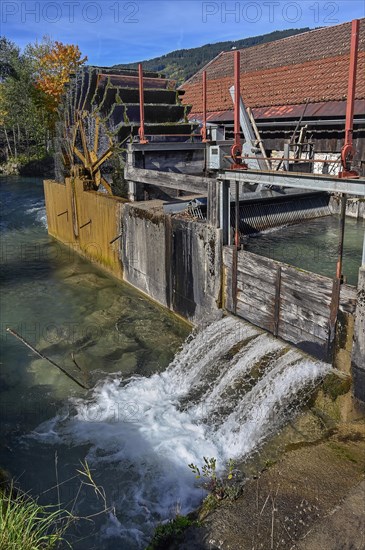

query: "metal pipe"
left=231, top=118, right=365, bottom=128
left=224, top=155, right=340, bottom=164
left=345, top=20, right=359, bottom=151
left=336, top=194, right=347, bottom=280
left=231, top=50, right=242, bottom=164
left=340, top=19, right=360, bottom=176
left=235, top=180, right=240, bottom=249
left=138, top=63, right=148, bottom=144
left=201, top=71, right=208, bottom=142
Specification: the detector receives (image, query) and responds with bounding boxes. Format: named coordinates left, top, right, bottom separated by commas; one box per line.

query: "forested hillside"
left=113, top=28, right=311, bottom=83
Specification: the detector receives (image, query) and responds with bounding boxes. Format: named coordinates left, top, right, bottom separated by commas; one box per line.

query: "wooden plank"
left=130, top=142, right=207, bottom=152
left=340, top=284, right=357, bottom=314
left=236, top=300, right=274, bottom=332
left=237, top=277, right=276, bottom=297
left=279, top=307, right=329, bottom=341
left=278, top=320, right=327, bottom=360
left=124, top=165, right=210, bottom=194
left=273, top=265, right=282, bottom=337
left=207, top=180, right=219, bottom=227
left=279, top=298, right=329, bottom=329
left=237, top=294, right=274, bottom=316
left=223, top=246, right=234, bottom=266
left=237, top=287, right=275, bottom=312
left=236, top=262, right=277, bottom=283
left=281, top=276, right=333, bottom=307
left=280, top=290, right=331, bottom=319
left=237, top=249, right=282, bottom=272
left=281, top=264, right=333, bottom=299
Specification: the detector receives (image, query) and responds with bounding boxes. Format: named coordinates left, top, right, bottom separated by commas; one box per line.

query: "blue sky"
left=1, top=1, right=365, bottom=65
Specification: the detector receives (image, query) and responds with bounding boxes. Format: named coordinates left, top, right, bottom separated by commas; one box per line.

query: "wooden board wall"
left=223, top=246, right=357, bottom=360
left=43, top=178, right=126, bottom=279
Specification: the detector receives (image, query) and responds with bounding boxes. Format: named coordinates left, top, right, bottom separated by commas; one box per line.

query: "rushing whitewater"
left=33, top=316, right=331, bottom=548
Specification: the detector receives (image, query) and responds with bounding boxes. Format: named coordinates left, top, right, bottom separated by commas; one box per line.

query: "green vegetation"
left=322, top=372, right=352, bottom=401
left=146, top=515, right=200, bottom=550
left=114, top=28, right=311, bottom=84
left=0, top=36, right=86, bottom=172
left=0, top=485, right=71, bottom=550
left=189, top=456, right=243, bottom=502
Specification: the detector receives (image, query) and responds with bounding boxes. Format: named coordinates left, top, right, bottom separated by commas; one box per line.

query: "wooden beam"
left=129, top=142, right=207, bottom=152
left=124, top=165, right=211, bottom=194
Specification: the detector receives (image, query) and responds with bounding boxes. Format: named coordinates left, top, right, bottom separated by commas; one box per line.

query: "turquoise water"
left=0, top=178, right=358, bottom=549
left=0, top=176, right=190, bottom=549
left=245, top=215, right=364, bottom=287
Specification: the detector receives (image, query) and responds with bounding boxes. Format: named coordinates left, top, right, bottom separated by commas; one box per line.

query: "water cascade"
left=32, top=316, right=331, bottom=549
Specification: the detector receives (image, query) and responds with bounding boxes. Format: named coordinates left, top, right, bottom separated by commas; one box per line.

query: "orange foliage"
left=36, top=41, right=87, bottom=111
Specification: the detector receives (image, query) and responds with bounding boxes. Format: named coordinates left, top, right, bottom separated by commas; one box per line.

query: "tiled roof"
left=181, top=20, right=365, bottom=115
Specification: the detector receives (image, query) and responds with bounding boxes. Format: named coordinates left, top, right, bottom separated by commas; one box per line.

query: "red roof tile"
left=181, top=20, right=365, bottom=116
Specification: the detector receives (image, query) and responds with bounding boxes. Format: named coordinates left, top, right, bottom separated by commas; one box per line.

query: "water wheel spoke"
left=94, top=116, right=100, bottom=154
left=101, top=177, right=113, bottom=194
left=79, top=116, right=92, bottom=168
left=91, top=147, right=113, bottom=173
left=73, top=146, right=87, bottom=165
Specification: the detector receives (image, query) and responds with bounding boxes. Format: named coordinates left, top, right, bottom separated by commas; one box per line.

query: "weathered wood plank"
left=340, top=284, right=357, bottom=314
left=281, top=265, right=333, bottom=300
left=207, top=180, right=220, bottom=227
left=279, top=308, right=329, bottom=341
left=237, top=286, right=275, bottom=312
left=281, top=278, right=332, bottom=310
left=236, top=250, right=280, bottom=282
left=236, top=300, right=274, bottom=332
left=237, top=276, right=277, bottom=297
left=223, top=245, right=234, bottom=265
left=130, top=142, right=207, bottom=152
left=280, top=291, right=330, bottom=319
left=124, top=165, right=211, bottom=193
left=237, top=292, right=274, bottom=314
left=278, top=320, right=327, bottom=349
left=279, top=299, right=329, bottom=329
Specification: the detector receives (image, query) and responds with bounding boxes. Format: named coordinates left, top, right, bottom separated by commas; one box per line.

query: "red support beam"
left=138, top=63, right=148, bottom=144
left=201, top=71, right=208, bottom=142
left=339, top=19, right=360, bottom=178
left=230, top=50, right=247, bottom=170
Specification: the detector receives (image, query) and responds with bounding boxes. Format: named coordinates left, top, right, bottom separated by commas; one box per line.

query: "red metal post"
left=339, top=19, right=359, bottom=178
left=201, top=71, right=208, bottom=142
left=231, top=50, right=242, bottom=165
left=138, top=63, right=148, bottom=144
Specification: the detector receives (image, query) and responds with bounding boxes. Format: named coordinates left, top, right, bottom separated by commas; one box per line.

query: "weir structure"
left=45, top=19, right=365, bottom=402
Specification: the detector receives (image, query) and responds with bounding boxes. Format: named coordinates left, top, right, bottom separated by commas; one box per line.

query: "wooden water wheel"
left=54, top=66, right=198, bottom=196
left=58, top=112, right=114, bottom=194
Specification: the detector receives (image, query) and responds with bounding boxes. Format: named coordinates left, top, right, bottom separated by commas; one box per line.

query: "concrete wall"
left=352, top=267, right=365, bottom=402
left=45, top=178, right=222, bottom=325
left=121, top=202, right=222, bottom=324
left=329, top=196, right=365, bottom=219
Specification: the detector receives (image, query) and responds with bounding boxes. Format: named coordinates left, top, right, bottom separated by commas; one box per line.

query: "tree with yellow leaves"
left=35, top=41, right=87, bottom=113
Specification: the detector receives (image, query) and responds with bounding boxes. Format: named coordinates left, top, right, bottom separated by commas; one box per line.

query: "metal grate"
left=231, top=193, right=331, bottom=236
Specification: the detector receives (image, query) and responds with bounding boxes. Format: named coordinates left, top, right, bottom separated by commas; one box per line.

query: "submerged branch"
left=6, top=327, right=90, bottom=390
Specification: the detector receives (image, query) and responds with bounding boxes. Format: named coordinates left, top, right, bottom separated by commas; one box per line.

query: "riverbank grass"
left=0, top=485, right=71, bottom=550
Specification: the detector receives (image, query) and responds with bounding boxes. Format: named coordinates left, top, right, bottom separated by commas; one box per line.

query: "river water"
left=245, top=214, right=364, bottom=287
left=0, top=177, right=347, bottom=549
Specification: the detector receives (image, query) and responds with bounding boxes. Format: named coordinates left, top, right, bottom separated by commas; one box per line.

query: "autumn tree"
left=35, top=41, right=87, bottom=113
left=0, top=36, right=87, bottom=165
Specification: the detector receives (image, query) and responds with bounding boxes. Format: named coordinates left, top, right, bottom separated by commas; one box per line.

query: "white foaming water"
left=33, top=316, right=331, bottom=548
left=26, top=204, right=48, bottom=228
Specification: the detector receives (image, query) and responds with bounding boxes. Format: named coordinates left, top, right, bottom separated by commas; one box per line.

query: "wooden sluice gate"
left=222, top=247, right=357, bottom=362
